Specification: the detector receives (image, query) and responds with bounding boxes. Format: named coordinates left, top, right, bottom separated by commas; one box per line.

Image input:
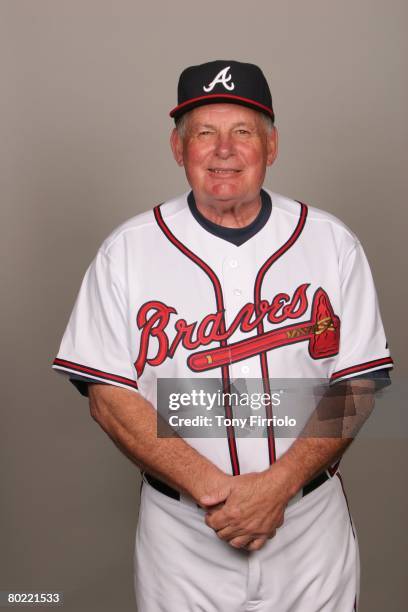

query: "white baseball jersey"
left=53, top=188, right=392, bottom=475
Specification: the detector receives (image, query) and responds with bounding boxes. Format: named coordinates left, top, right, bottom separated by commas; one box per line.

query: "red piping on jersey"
left=53, top=358, right=139, bottom=390
left=153, top=205, right=240, bottom=476
left=253, top=201, right=308, bottom=465
left=170, top=94, right=274, bottom=118
left=330, top=357, right=393, bottom=383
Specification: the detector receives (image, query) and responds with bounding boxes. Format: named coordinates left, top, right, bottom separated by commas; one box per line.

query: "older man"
left=53, top=61, right=393, bottom=611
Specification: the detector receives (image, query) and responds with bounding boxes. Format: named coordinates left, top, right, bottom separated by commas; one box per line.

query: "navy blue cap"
left=170, top=60, right=274, bottom=122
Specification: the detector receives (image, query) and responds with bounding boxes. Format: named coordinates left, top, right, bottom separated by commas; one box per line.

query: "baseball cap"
left=169, top=60, right=274, bottom=122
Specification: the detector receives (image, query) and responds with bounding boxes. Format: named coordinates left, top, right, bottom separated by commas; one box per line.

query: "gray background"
left=1, top=0, right=407, bottom=610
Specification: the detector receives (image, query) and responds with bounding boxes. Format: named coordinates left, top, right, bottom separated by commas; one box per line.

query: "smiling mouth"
left=208, top=168, right=241, bottom=174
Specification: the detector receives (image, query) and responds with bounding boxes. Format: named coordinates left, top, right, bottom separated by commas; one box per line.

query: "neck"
left=193, top=194, right=262, bottom=228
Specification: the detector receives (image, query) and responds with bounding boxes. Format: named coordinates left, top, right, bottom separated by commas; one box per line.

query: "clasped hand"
left=200, top=468, right=291, bottom=551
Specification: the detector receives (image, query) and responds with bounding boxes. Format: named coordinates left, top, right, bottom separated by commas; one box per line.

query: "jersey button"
left=241, top=365, right=250, bottom=374
left=230, top=259, right=238, bottom=268
left=233, top=288, right=242, bottom=296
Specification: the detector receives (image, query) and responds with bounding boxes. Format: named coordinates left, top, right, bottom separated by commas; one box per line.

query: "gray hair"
left=175, top=109, right=274, bottom=139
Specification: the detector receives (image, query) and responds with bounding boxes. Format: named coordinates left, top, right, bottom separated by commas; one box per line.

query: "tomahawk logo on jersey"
left=134, top=283, right=340, bottom=376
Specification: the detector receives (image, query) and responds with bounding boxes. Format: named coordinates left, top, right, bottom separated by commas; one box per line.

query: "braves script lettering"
left=135, top=284, right=309, bottom=376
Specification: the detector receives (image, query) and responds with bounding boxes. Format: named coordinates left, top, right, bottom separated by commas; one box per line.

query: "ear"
left=170, top=128, right=184, bottom=166
left=266, top=125, right=278, bottom=166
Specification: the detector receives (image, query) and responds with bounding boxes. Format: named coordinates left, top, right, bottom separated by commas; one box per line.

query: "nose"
left=214, top=132, right=235, bottom=159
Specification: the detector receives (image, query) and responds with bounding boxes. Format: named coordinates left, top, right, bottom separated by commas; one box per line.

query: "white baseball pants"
left=134, top=474, right=359, bottom=611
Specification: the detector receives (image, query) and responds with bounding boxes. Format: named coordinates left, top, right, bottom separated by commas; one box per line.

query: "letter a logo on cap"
left=203, top=66, right=235, bottom=92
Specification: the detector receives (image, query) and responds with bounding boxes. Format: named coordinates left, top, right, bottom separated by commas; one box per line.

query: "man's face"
left=170, top=104, right=278, bottom=208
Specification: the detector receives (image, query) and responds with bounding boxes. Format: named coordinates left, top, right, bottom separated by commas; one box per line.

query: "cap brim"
left=169, top=93, right=274, bottom=121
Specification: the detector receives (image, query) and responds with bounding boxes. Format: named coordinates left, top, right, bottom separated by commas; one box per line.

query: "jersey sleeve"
left=52, top=248, right=138, bottom=396
left=330, top=241, right=393, bottom=384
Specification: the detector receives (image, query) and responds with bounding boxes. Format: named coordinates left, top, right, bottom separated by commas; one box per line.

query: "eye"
left=236, top=129, right=250, bottom=135
left=198, top=130, right=214, bottom=136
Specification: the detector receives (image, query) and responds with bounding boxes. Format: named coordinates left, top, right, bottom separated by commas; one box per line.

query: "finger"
left=200, top=487, right=230, bottom=507
left=214, top=524, right=248, bottom=540
left=205, top=509, right=230, bottom=531
left=205, top=513, right=230, bottom=532
left=229, top=535, right=254, bottom=549
left=245, top=537, right=267, bottom=551
left=204, top=503, right=225, bottom=514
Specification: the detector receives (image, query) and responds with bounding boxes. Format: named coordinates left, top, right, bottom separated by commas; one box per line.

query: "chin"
left=207, top=183, right=244, bottom=200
